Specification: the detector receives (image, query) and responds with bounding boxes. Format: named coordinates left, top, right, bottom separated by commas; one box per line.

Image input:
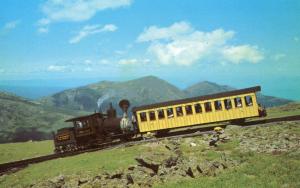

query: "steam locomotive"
left=53, top=100, right=136, bottom=153
left=53, top=86, right=266, bottom=153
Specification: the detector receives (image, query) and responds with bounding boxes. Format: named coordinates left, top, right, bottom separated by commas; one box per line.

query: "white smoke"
left=96, top=90, right=116, bottom=112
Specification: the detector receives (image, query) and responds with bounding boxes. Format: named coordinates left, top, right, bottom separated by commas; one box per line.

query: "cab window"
left=234, top=97, right=243, bottom=108
left=244, top=96, right=253, bottom=106
left=75, top=120, right=89, bottom=128
left=75, top=121, right=84, bottom=128
left=176, top=106, right=183, bottom=117
left=140, top=112, right=147, bottom=122
left=194, top=103, right=202, bottom=113
left=185, top=105, right=193, bottom=115
left=214, top=100, right=222, bottom=111
left=149, top=111, right=156, bottom=121
left=167, top=108, right=174, bottom=118
left=204, top=102, right=212, bottom=112
left=224, top=99, right=232, bottom=110
left=157, top=109, right=165, bottom=119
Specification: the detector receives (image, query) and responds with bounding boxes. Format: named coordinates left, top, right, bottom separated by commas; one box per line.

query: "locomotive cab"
left=67, top=113, right=103, bottom=137
left=65, top=113, right=104, bottom=148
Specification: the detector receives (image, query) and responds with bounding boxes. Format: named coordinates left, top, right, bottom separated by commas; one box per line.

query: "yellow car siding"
left=136, top=93, right=259, bottom=133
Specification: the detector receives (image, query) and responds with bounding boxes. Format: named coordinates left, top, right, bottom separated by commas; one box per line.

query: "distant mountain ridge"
left=40, top=76, right=186, bottom=114
left=184, top=81, right=292, bottom=107
left=184, top=81, right=234, bottom=97
left=40, top=76, right=292, bottom=113
left=0, top=91, right=35, bottom=105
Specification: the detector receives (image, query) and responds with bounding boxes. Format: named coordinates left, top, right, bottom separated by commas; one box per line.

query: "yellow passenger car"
left=132, top=86, right=263, bottom=133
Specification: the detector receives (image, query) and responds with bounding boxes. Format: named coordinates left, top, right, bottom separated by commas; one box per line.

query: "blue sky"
left=0, top=0, right=300, bottom=100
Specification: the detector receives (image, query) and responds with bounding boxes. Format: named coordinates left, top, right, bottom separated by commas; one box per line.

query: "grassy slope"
left=0, top=103, right=299, bottom=187
left=0, top=140, right=53, bottom=164
left=0, top=92, right=88, bottom=143
left=1, top=122, right=299, bottom=187
left=0, top=145, right=145, bottom=187
left=266, top=102, right=300, bottom=118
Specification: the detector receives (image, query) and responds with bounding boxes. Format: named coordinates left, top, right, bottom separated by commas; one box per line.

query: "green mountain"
left=41, top=76, right=292, bottom=112
left=184, top=81, right=293, bottom=107
left=0, top=92, right=85, bottom=143
left=40, top=76, right=186, bottom=113
left=184, top=81, right=235, bottom=97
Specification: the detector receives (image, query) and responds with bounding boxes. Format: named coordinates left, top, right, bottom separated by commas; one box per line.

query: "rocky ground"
left=31, top=121, right=300, bottom=188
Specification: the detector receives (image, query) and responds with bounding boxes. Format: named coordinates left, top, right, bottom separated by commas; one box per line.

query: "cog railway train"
left=53, top=86, right=267, bottom=153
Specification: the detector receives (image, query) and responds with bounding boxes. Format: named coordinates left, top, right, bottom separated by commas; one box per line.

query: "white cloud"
left=137, top=21, right=193, bottom=42
left=222, top=45, right=264, bottom=64
left=38, top=27, right=49, bottom=33
left=39, top=0, right=132, bottom=24
left=273, top=53, right=286, bottom=61
left=102, top=24, right=118, bottom=32
left=47, top=65, right=66, bottom=72
left=37, top=18, right=51, bottom=26
left=118, top=58, right=138, bottom=65
left=69, top=24, right=117, bottom=44
left=117, top=58, right=150, bottom=66
left=3, top=20, right=20, bottom=30
left=138, top=21, right=264, bottom=65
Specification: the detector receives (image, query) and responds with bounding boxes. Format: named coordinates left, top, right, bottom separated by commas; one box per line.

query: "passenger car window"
left=204, top=102, right=212, bottom=112
left=167, top=108, right=174, bottom=118
left=224, top=99, right=232, bottom=110
left=234, top=97, right=243, bottom=108
left=185, top=105, right=193, bottom=115
left=214, top=100, right=222, bottom=111
left=140, top=112, right=147, bottom=122
left=149, top=111, right=156, bottom=121
left=157, top=109, right=165, bottom=119
left=194, top=103, right=202, bottom=113
left=176, top=106, right=183, bottom=117
left=244, top=96, right=253, bottom=106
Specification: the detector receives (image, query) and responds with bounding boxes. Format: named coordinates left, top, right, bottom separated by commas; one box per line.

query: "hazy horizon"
left=0, top=75, right=299, bottom=101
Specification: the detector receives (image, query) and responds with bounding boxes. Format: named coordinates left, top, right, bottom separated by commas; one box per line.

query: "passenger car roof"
left=132, top=86, right=261, bottom=112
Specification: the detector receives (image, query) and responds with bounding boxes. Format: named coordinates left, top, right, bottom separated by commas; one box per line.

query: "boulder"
left=135, top=157, right=160, bottom=174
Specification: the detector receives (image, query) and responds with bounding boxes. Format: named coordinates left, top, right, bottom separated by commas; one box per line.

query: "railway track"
left=1, top=114, right=300, bottom=175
